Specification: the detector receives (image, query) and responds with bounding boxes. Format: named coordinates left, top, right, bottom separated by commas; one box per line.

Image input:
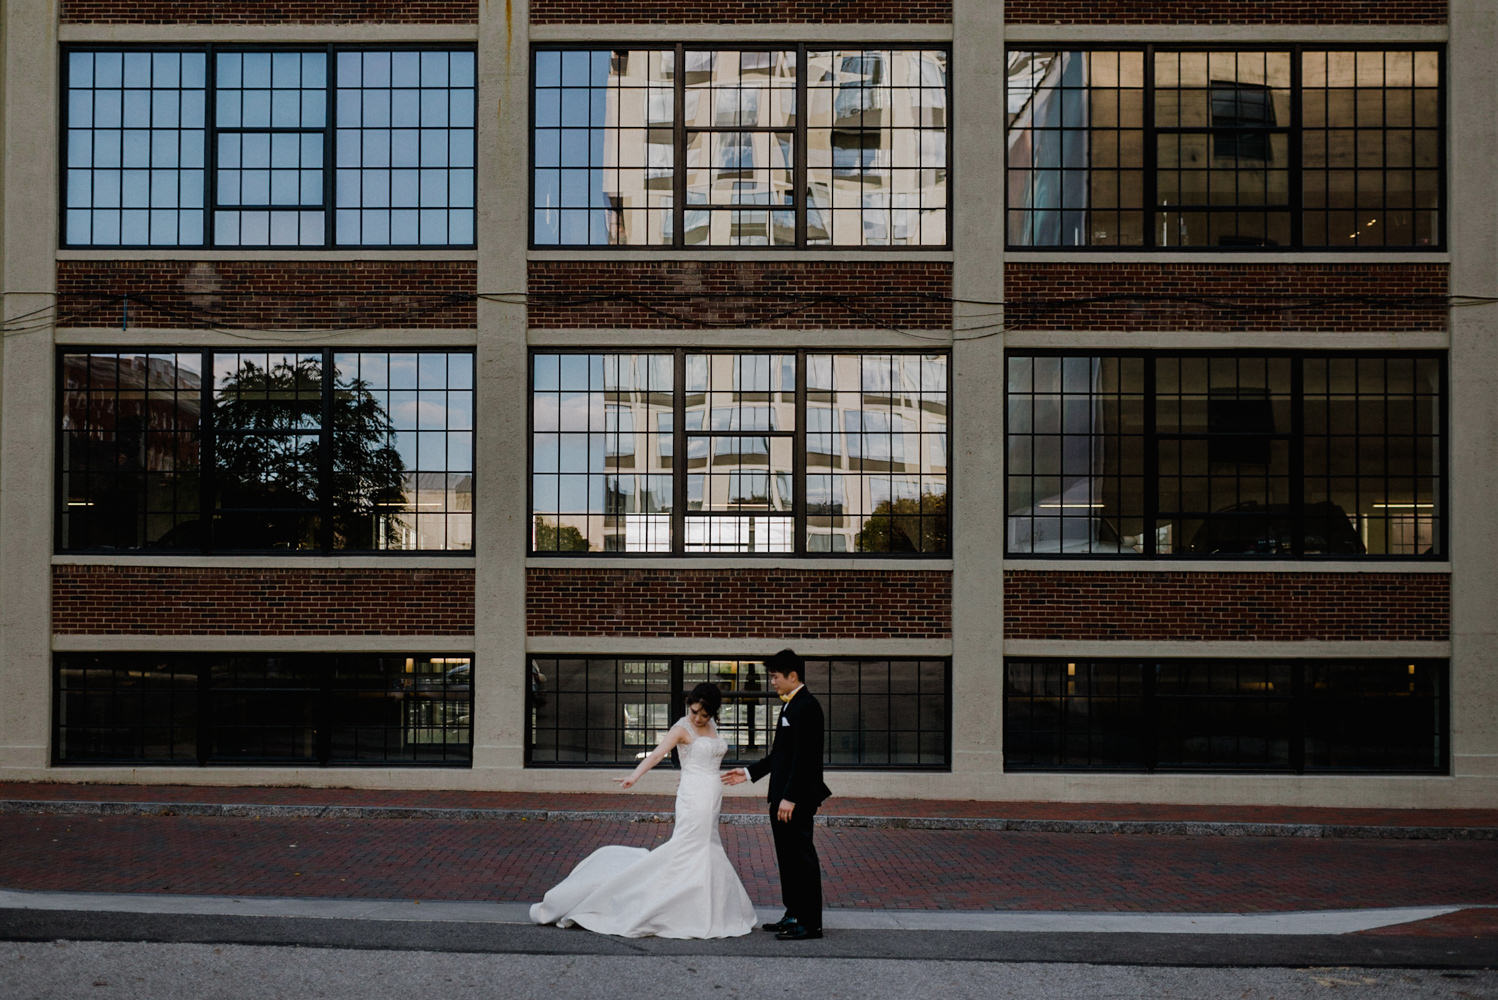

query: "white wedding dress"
left=529, top=720, right=758, bottom=938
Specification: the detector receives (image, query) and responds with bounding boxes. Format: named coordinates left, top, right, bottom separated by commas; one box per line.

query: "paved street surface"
left=3, top=944, right=1497, bottom=1000
left=0, top=783, right=1494, bottom=997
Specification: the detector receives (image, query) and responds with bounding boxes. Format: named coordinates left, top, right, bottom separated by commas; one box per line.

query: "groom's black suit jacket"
left=747, top=688, right=832, bottom=809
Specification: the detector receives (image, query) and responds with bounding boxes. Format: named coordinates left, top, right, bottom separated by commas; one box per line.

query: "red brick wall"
left=531, top=1, right=950, bottom=24
left=1004, top=263, right=1448, bottom=333
left=61, top=1, right=477, bottom=23
left=57, top=261, right=477, bottom=331
left=526, top=567, right=952, bottom=638
left=528, top=261, right=952, bottom=330
left=1004, top=1, right=1444, bottom=24
left=1004, top=571, right=1449, bottom=642
left=53, top=566, right=475, bottom=635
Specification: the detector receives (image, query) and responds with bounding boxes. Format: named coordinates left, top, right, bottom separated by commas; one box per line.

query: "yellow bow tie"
left=779, top=691, right=795, bottom=703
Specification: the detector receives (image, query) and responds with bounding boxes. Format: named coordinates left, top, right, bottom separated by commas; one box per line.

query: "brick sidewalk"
left=5, top=812, right=1498, bottom=913
left=3, top=782, right=1496, bottom=833
left=1, top=783, right=1496, bottom=941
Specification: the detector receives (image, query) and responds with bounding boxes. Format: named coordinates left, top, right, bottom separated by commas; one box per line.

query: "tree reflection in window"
left=59, top=349, right=473, bottom=552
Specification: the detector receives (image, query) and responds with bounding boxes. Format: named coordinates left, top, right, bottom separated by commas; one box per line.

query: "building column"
left=949, top=0, right=1009, bottom=792
left=1447, top=0, right=1498, bottom=793
left=0, top=1, right=58, bottom=773
left=471, top=0, right=532, bottom=775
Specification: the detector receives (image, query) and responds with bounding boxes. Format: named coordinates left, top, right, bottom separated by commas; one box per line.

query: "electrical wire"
left=8, top=286, right=1498, bottom=340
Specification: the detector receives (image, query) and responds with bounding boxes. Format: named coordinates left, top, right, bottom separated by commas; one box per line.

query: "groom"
left=723, top=648, right=832, bottom=940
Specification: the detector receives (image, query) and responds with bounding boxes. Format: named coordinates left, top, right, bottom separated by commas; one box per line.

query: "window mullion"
left=672, top=349, right=688, bottom=552
left=1290, top=356, right=1305, bottom=558
left=324, top=43, right=337, bottom=248
left=1143, top=46, right=1157, bottom=249
left=1438, top=48, right=1448, bottom=249
left=1290, top=46, right=1303, bottom=250
left=1439, top=356, right=1450, bottom=556
left=795, top=43, right=808, bottom=247
left=199, top=348, right=216, bottom=553
left=673, top=45, right=687, bottom=249
left=319, top=348, right=335, bottom=552
left=205, top=46, right=219, bottom=248
left=1143, top=353, right=1158, bottom=556
left=671, top=658, right=685, bottom=742
left=793, top=351, right=807, bottom=554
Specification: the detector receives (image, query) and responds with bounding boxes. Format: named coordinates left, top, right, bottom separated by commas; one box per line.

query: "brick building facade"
left=0, top=0, right=1492, bottom=807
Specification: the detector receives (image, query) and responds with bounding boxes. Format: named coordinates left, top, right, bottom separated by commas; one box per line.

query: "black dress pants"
left=769, top=802, right=822, bottom=930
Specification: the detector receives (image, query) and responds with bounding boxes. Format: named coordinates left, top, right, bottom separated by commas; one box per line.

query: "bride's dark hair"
left=686, top=682, right=722, bottom=720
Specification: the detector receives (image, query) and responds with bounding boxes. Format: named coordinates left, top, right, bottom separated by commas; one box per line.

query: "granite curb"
left=4, top=798, right=1495, bottom=840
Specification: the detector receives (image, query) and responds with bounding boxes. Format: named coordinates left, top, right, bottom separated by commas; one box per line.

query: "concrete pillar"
left=471, top=0, right=532, bottom=777
left=949, top=0, right=1009, bottom=792
left=1446, top=0, right=1498, bottom=792
left=0, top=0, right=59, bottom=771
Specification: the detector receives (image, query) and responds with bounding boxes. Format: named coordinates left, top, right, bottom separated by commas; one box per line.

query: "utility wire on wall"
left=7, top=289, right=1497, bottom=342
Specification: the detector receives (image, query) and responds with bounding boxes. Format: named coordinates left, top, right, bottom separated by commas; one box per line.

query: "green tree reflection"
left=213, top=356, right=407, bottom=549
left=855, top=492, right=949, bottom=553
left=533, top=515, right=589, bottom=552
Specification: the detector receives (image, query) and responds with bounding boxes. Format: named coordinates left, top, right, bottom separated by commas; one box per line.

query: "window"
left=1006, top=47, right=1442, bottom=248
left=1005, top=352, right=1443, bottom=557
left=1004, top=658, right=1447, bottom=773
left=55, top=652, right=473, bottom=766
left=63, top=47, right=476, bottom=247
left=59, top=349, right=474, bottom=552
left=530, top=351, right=949, bottom=554
left=528, top=655, right=949, bottom=768
left=532, top=46, right=949, bottom=247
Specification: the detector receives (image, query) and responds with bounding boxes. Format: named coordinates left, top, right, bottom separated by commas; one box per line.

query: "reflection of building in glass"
left=1007, top=48, right=1440, bottom=248
left=1006, top=354, right=1442, bottom=557
left=531, top=352, right=947, bottom=553
left=534, top=47, right=948, bottom=246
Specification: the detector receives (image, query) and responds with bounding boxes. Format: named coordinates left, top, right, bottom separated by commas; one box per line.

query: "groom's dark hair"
left=765, top=648, right=805, bottom=682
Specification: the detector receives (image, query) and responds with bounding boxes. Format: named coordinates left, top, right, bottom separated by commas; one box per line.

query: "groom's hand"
left=777, top=799, right=795, bottom=822
left=722, top=769, right=746, bottom=785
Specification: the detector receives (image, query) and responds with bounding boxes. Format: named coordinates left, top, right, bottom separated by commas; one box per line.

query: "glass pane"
left=531, top=353, right=676, bottom=552
left=335, top=49, right=475, bottom=246
left=64, top=49, right=208, bottom=246
left=1006, top=50, right=1144, bottom=247
left=60, top=352, right=206, bottom=551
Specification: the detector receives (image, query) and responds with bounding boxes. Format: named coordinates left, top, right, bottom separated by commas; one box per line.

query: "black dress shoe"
left=775, top=924, right=823, bottom=940
left=761, top=916, right=798, bottom=933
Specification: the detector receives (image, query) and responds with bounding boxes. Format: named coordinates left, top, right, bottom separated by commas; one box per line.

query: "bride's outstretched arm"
left=615, top=723, right=687, bottom=789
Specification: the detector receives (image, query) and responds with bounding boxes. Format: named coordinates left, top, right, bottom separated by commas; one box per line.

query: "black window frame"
left=1003, top=44, right=1446, bottom=251
left=1003, top=657, right=1449, bottom=775
left=529, top=43, right=953, bottom=250
left=528, top=348, right=953, bottom=557
left=1003, top=349, right=1448, bottom=560
left=59, top=43, right=479, bottom=250
left=56, top=346, right=477, bottom=555
left=53, top=651, right=474, bottom=767
left=526, top=654, right=952, bottom=770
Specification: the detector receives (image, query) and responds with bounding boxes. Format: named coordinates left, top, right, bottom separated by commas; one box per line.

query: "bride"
left=529, top=682, right=758, bottom=938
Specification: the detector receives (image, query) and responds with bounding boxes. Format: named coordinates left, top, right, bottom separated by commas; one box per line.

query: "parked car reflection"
left=1184, top=501, right=1364, bottom=555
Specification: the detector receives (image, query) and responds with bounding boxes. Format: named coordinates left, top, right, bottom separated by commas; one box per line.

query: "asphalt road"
left=3, top=941, right=1495, bottom=1000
